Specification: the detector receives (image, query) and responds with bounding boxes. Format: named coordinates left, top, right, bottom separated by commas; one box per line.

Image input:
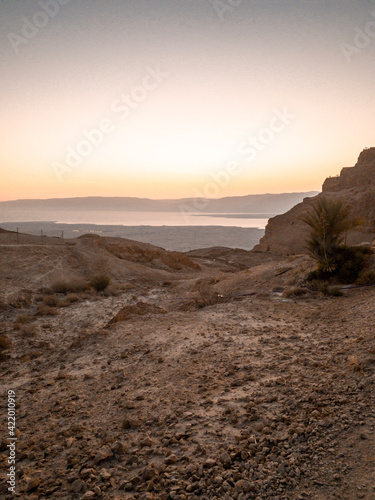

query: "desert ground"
left=0, top=229, right=374, bottom=499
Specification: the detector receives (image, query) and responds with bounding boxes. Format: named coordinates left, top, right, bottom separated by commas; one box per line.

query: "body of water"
left=0, top=211, right=270, bottom=229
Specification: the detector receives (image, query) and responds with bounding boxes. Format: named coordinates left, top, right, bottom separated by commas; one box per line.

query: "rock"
left=94, top=446, right=113, bottom=464
left=122, top=417, right=140, bottom=429
left=219, top=452, right=232, bottom=466
left=142, top=467, right=156, bottom=481
left=111, top=441, right=125, bottom=454
left=99, top=468, right=112, bottom=480
left=93, top=485, right=102, bottom=496
left=82, top=491, right=96, bottom=499
left=71, top=478, right=84, bottom=492
left=185, top=464, right=196, bottom=475
left=165, top=454, right=177, bottom=464
left=26, top=477, right=40, bottom=492
left=66, top=437, right=75, bottom=448
left=204, top=458, right=216, bottom=467
left=254, top=147, right=375, bottom=254
left=80, top=468, right=94, bottom=478
left=235, top=479, right=252, bottom=492
left=122, top=482, right=133, bottom=491
left=139, top=435, right=154, bottom=447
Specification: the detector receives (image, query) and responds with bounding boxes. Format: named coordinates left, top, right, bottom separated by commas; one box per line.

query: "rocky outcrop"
left=254, top=148, right=375, bottom=255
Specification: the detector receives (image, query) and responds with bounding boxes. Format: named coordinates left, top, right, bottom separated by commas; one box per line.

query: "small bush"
left=307, top=246, right=372, bottom=284
left=334, top=246, right=370, bottom=284
left=20, top=324, right=38, bottom=337
left=327, top=286, right=343, bottom=297
left=356, top=269, right=375, bottom=285
left=90, top=274, right=111, bottom=292
left=310, top=281, right=343, bottom=297
left=59, top=293, right=80, bottom=307
left=15, top=313, right=31, bottom=324
left=35, top=305, right=58, bottom=316
left=43, top=294, right=60, bottom=307
left=51, top=277, right=89, bottom=294
left=0, top=335, right=12, bottom=350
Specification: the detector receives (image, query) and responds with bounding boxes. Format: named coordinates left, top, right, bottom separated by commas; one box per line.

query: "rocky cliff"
left=254, top=148, right=375, bottom=254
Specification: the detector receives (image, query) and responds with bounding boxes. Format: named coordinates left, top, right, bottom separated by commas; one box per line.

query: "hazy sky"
left=1, top=0, right=375, bottom=201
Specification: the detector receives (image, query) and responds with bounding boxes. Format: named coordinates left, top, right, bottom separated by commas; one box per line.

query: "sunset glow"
left=1, top=1, right=375, bottom=201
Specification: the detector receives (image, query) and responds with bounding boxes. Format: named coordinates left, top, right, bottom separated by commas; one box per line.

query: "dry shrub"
left=19, top=324, right=38, bottom=337
left=35, top=305, right=59, bottom=316
left=7, top=290, right=33, bottom=309
left=89, top=274, right=111, bottom=292
left=59, top=293, right=80, bottom=307
left=102, top=283, right=121, bottom=297
left=51, top=277, right=89, bottom=294
left=0, top=335, right=12, bottom=350
left=107, top=301, right=166, bottom=325
left=43, top=294, right=60, bottom=307
left=283, top=287, right=308, bottom=298
left=356, top=268, right=375, bottom=285
left=15, top=313, right=31, bottom=324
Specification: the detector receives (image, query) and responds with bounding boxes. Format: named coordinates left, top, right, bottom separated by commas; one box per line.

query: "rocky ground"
left=0, top=231, right=374, bottom=499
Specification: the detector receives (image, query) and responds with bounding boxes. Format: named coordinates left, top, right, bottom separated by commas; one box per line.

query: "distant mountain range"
left=0, top=192, right=319, bottom=215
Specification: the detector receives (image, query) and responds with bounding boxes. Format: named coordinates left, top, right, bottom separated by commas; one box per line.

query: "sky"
left=1, top=0, right=375, bottom=201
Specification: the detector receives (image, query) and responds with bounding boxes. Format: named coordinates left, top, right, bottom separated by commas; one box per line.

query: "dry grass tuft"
left=35, top=305, right=59, bottom=317
left=19, top=324, right=39, bottom=337
left=50, top=277, right=89, bottom=294
left=89, top=274, right=111, bottom=292
left=0, top=335, right=12, bottom=350
left=283, top=287, right=308, bottom=298
left=43, top=294, right=60, bottom=307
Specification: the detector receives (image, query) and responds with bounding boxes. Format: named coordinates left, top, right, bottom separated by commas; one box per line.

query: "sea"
left=0, top=210, right=271, bottom=229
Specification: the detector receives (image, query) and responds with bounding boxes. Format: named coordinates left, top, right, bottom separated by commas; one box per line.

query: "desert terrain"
left=0, top=229, right=374, bottom=499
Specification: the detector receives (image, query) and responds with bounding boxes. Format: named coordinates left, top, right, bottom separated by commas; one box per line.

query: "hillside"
left=0, top=229, right=375, bottom=499
left=0, top=192, right=319, bottom=215
left=254, top=148, right=375, bottom=254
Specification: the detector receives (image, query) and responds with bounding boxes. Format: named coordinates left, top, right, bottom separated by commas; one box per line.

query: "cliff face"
left=254, top=148, right=375, bottom=255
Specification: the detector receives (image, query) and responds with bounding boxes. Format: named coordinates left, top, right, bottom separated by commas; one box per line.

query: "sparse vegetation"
left=300, top=197, right=372, bottom=284
left=310, top=280, right=344, bottom=297
left=43, top=294, right=60, bottom=307
left=15, top=313, right=31, bottom=324
left=50, top=277, right=89, bottom=294
left=283, top=287, right=308, bottom=298
left=19, top=324, right=39, bottom=337
left=0, top=334, right=12, bottom=350
left=35, top=305, right=59, bottom=316
left=89, top=274, right=111, bottom=292
left=327, top=286, right=344, bottom=297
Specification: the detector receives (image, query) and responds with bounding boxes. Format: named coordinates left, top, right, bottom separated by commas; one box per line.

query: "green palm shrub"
left=300, top=197, right=369, bottom=283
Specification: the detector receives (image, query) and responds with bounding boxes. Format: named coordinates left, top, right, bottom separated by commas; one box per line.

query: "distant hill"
left=0, top=192, right=319, bottom=214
